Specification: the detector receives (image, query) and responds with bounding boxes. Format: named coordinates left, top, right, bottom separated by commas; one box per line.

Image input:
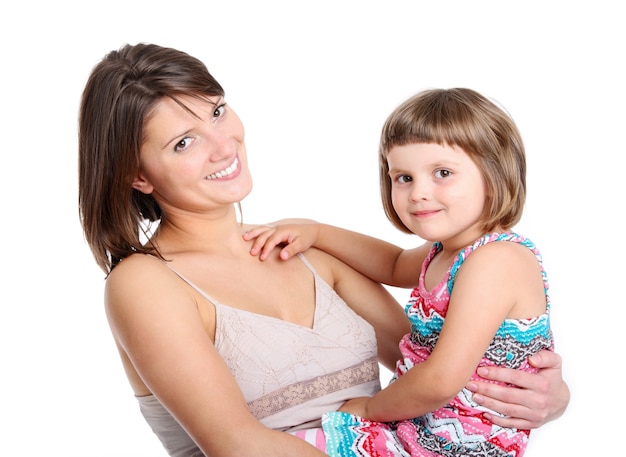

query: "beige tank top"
left=137, top=253, right=381, bottom=457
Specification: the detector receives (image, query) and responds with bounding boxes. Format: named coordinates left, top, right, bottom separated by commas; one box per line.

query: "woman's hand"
left=466, top=349, right=569, bottom=429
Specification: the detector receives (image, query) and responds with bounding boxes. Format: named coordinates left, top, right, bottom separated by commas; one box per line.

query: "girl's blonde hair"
left=379, top=88, right=526, bottom=234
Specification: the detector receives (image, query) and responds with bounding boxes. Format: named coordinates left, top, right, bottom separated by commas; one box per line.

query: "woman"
left=78, top=43, right=569, bottom=457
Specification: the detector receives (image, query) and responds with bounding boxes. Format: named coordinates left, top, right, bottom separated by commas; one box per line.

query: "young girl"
left=245, top=88, right=555, bottom=456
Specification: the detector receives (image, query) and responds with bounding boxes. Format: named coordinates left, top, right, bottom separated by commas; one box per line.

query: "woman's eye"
left=434, top=169, right=451, bottom=179
left=213, top=103, right=226, bottom=119
left=174, top=137, right=192, bottom=152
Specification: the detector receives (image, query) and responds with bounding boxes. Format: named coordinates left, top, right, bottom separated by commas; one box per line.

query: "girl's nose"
left=409, top=181, right=429, bottom=202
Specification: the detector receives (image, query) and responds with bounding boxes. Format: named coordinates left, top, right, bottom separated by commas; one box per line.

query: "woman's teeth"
left=206, top=158, right=238, bottom=180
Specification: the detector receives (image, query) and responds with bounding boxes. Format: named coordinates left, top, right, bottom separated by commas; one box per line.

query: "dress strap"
left=158, top=259, right=222, bottom=305
left=295, top=252, right=318, bottom=276
left=153, top=253, right=316, bottom=306
left=446, top=232, right=548, bottom=299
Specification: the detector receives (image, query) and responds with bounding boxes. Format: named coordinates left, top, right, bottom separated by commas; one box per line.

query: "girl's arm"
left=105, top=255, right=328, bottom=457
left=245, top=222, right=569, bottom=427
left=245, top=221, right=431, bottom=289
left=302, top=248, right=410, bottom=371
left=341, top=241, right=548, bottom=422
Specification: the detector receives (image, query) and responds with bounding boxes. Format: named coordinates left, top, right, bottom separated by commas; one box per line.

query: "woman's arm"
left=105, top=255, right=327, bottom=457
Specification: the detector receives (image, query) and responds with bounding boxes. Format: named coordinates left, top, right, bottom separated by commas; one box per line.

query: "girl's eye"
left=396, top=174, right=412, bottom=184
left=174, top=137, right=192, bottom=152
left=434, top=169, right=451, bottom=179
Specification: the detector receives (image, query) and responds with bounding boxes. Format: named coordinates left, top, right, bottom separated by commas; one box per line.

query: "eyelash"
left=396, top=174, right=412, bottom=184
left=172, top=102, right=227, bottom=153
left=213, top=103, right=226, bottom=119
left=174, top=137, right=192, bottom=152
left=392, top=169, right=451, bottom=184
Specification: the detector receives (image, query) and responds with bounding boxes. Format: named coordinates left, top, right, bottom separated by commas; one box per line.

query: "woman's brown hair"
left=378, top=88, right=526, bottom=235
left=78, top=43, right=225, bottom=274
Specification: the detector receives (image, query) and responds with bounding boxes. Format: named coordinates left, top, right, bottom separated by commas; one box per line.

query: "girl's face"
left=133, top=95, right=252, bottom=216
left=387, top=142, right=487, bottom=249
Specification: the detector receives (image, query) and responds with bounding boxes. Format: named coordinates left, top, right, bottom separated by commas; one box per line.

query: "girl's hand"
left=243, top=219, right=320, bottom=261
left=466, top=349, right=569, bottom=429
left=338, top=397, right=370, bottom=418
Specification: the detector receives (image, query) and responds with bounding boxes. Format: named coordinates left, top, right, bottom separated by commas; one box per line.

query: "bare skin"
left=106, top=95, right=410, bottom=456
left=84, top=49, right=568, bottom=457
left=244, top=220, right=570, bottom=429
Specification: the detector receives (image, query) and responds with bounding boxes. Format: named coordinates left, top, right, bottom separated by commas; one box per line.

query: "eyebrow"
left=161, top=128, right=193, bottom=151
left=155, top=95, right=225, bottom=150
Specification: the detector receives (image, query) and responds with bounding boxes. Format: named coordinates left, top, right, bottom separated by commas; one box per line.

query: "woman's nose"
left=206, top=127, right=235, bottom=161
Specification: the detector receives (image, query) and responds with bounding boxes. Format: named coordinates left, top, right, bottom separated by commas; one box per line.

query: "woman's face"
left=133, top=95, right=252, bottom=215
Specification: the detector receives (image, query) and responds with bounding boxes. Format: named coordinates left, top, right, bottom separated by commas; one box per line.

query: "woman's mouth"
left=206, top=157, right=239, bottom=180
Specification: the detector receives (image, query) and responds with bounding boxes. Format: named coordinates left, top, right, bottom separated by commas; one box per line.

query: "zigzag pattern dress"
left=322, top=232, right=554, bottom=457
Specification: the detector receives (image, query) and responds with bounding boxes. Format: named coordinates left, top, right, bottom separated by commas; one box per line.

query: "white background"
left=1, top=1, right=623, bottom=455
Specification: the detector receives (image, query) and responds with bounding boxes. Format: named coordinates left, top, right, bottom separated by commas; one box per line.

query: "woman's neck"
left=152, top=205, right=246, bottom=255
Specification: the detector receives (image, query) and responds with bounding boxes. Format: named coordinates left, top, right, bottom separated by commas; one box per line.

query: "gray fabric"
left=138, top=253, right=380, bottom=456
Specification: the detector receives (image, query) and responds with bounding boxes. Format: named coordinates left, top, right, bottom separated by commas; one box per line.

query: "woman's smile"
left=206, top=156, right=240, bottom=180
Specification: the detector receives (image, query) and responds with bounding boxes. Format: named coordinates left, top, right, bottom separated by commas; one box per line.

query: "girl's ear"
left=131, top=174, right=154, bottom=195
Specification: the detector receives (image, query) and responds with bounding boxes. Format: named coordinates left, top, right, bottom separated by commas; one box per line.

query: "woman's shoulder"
left=105, top=253, right=193, bottom=312
left=106, top=252, right=170, bottom=284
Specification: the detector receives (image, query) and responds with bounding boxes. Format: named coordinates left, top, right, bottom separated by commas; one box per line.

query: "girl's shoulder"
left=450, top=233, right=545, bottom=292
left=450, top=232, right=543, bottom=286
left=458, top=232, right=541, bottom=264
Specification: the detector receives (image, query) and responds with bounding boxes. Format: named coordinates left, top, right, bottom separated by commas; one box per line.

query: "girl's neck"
left=436, top=226, right=506, bottom=259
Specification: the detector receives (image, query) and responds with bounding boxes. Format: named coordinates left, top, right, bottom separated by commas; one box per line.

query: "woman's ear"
left=131, top=174, right=154, bottom=195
